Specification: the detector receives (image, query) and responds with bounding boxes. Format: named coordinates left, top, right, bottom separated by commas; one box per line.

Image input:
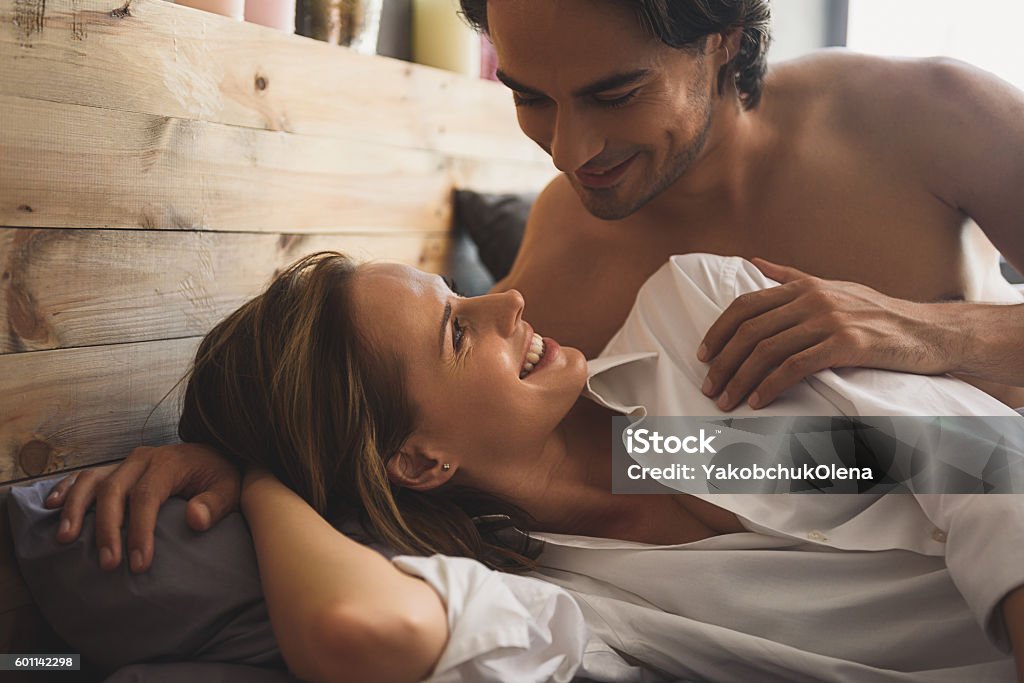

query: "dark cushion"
left=452, top=190, right=535, bottom=290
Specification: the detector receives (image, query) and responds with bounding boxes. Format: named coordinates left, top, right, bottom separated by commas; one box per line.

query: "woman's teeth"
left=520, top=333, right=546, bottom=379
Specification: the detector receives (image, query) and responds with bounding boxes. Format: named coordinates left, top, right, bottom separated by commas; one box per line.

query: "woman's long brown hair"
left=178, top=252, right=541, bottom=570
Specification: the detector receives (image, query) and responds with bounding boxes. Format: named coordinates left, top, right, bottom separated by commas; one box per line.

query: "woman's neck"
left=508, top=397, right=645, bottom=538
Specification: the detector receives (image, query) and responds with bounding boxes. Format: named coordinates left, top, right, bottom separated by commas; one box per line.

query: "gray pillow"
left=7, top=478, right=289, bottom=677
left=452, top=190, right=535, bottom=286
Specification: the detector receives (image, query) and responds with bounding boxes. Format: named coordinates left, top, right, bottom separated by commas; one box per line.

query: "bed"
left=0, top=0, right=555, bottom=678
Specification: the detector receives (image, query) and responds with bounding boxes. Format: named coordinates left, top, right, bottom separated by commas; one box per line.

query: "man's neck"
left=642, top=95, right=766, bottom=225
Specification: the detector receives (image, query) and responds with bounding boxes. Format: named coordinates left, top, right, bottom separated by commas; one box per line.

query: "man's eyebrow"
left=572, top=69, right=650, bottom=97
left=439, top=300, right=451, bottom=358
left=495, top=69, right=543, bottom=96
left=495, top=68, right=650, bottom=98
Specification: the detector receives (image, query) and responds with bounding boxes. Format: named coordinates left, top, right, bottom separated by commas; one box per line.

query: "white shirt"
left=393, top=254, right=1023, bottom=682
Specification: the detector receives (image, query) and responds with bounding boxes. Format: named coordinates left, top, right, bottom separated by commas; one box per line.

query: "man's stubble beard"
left=575, top=59, right=716, bottom=222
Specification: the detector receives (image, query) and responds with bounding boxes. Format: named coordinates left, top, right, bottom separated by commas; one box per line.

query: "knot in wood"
left=18, top=440, right=54, bottom=477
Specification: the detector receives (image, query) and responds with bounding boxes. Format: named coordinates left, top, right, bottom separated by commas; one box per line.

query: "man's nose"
left=550, top=109, right=603, bottom=174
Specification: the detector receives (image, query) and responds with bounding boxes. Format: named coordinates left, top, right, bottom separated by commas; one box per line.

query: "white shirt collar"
left=582, top=351, right=658, bottom=421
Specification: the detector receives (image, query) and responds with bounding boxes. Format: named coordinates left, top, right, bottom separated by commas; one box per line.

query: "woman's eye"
left=452, top=317, right=465, bottom=352
left=595, top=90, right=639, bottom=108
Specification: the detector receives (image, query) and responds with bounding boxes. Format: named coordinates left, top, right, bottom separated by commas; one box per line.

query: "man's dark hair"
left=459, top=0, right=773, bottom=110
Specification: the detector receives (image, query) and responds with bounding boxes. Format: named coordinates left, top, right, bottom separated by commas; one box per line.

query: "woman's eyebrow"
left=439, top=301, right=452, bottom=358
left=495, top=68, right=650, bottom=98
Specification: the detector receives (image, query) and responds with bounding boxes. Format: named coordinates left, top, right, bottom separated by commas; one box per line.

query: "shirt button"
left=932, top=528, right=948, bottom=543
left=807, top=530, right=828, bottom=542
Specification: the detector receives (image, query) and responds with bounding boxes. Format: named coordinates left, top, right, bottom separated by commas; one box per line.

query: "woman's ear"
left=386, top=444, right=456, bottom=491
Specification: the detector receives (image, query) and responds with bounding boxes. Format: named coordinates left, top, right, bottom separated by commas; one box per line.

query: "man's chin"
left=572, top=182, right=651, bottom=221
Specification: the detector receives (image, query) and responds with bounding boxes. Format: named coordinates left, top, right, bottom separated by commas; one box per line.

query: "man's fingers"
left=92, top=458, right=148, bottom=571
left=44, top=472, right=80, bottom=509
left=186, top=499, right=213, bottom=531
left=702, top=303, right=806, bottom=399
left=750, top=257, right=813, bottom=284
left=124, top=471, right=178, bottom=574
left=699, top=286, right=797, bottom=362
left=184, top=469, right=242, bottom=532
left=185, top=495, right=222, bottom=532
left=715, top=326, right=821, bottom=411
left=748, top=341, right=839, bottom=409
left=55, top=465, right=120, bottom=544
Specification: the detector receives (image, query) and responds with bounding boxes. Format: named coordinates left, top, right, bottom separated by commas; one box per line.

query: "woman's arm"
left=240, top=468, right=448, bottom=683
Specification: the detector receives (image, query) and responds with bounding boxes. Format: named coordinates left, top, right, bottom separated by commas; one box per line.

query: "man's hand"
left=44, top=443, right=241, bottom=574
left=698, top=258, right=956, bottom=411
left=1002, top=585, right=1024, bottom=681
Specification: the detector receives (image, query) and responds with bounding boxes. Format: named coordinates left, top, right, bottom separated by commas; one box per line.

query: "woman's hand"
left=45, top=443, right=241, bottom=573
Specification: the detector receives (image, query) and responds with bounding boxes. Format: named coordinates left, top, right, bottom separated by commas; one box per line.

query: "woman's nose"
left=484, top=288, right=524, bottom=336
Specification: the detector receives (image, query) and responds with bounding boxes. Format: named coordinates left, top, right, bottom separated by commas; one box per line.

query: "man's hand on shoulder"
left=698, top=258, right=959, bottom=411
left=45, top=442, right=240, bottom=573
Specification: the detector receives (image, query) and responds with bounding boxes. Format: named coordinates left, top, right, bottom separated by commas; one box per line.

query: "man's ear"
left=721, top=28, right=742, bottom=65
left=385, top=444, right=456, bottom=492
left=705, top=30, right=742, bottom=65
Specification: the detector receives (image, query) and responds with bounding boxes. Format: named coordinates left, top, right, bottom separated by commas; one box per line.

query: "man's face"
left=488, top=0, right=717, bottom=220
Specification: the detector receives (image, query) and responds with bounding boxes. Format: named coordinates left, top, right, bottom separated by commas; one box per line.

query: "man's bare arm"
left=702, top=57, right=1024, bottom=410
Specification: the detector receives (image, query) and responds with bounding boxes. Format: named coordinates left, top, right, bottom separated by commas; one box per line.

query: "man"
left=49, top=0, right=1024, bottom=576
left=468, top=0, right=1024, bottom=412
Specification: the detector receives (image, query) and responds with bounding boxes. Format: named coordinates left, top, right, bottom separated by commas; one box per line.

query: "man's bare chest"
left=518, top=198, right=973, bottom=357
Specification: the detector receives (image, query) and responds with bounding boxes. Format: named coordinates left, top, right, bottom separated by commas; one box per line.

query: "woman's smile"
left=522, top=335, right=561, bottom=380
left=520, top=332, right=546, bottom=378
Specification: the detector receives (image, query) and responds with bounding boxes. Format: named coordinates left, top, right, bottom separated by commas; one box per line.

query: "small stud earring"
left=442, top=463, right=451, bottom=471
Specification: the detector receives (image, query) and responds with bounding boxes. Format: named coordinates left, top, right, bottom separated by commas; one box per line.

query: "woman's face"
left=350, top=263, right=588, bottom=485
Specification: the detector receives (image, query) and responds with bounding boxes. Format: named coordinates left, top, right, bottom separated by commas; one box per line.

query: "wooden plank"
left=0, top=94, right=554, bottom=231
left=0, top=0, right=549, bottom=165
left=0, top=94, right=444, bottom=232
left=0, top=337, right=198, bottom=483
left=0, top=227, right=450, bottom=353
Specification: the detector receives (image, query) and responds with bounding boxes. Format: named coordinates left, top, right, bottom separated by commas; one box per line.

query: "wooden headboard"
left=0, top=0, right=555, bottom=671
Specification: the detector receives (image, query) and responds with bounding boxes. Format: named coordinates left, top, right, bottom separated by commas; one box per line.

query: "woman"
left=52, top=251, right=1024, bottom=682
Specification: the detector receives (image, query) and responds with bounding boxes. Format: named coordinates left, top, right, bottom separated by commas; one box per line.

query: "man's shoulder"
left=495, top=175, right=586, bottom=292
left=768, top=50, right=980, bottom=136
left=770, top=49, right=934, bottom=96
left=510, top=174, right=600, bottom=265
